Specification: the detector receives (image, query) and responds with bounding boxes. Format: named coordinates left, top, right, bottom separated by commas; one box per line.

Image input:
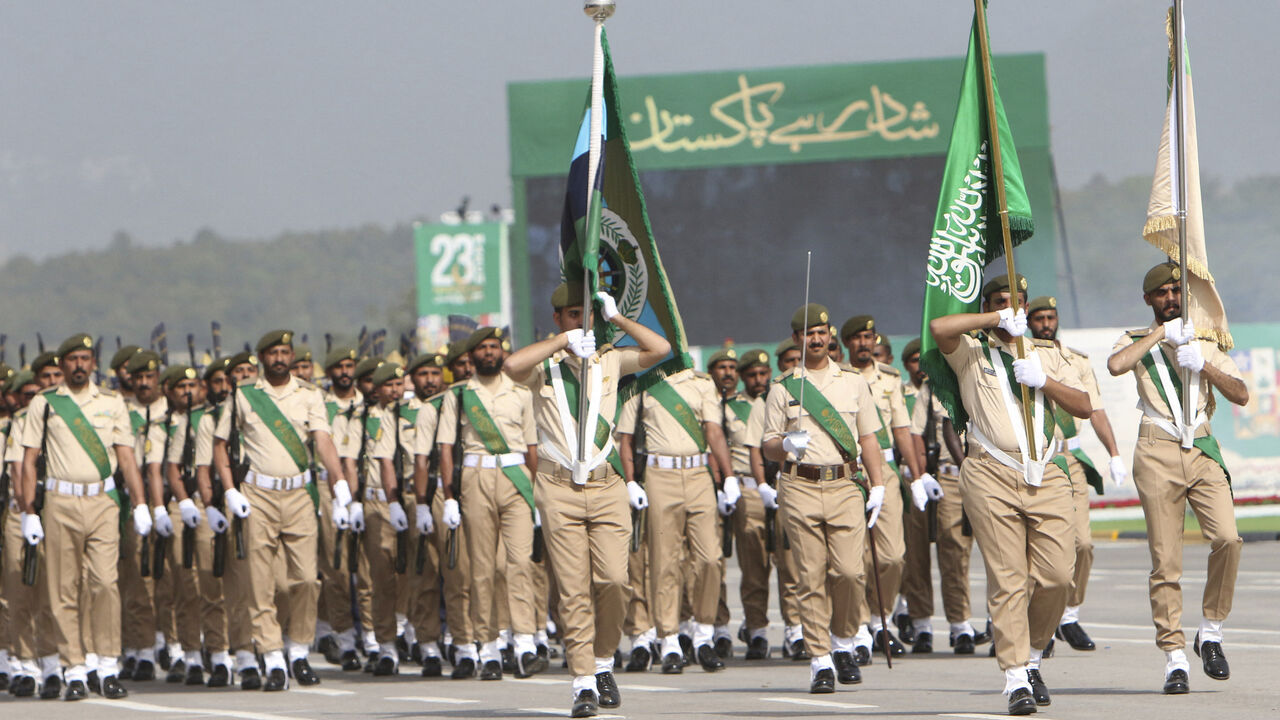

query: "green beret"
left=292, top=344, right=312, bottom=363
left=1143, top=261, right=1181, bottom=294
left=790, top=303, right=830, bottom=332
left=840, top=314, right=876, bottom=340
left=370, top=361, right=405, bottom=386
left=463, top=326, right=503, bottom=354
left=444, top=341, right=468, bottom=367
left=161, top=364, right=199, bottom=390
left=981, top=273, right=1028, bottom=301
left=57, top=333, right=95, bottom=359
left=736, top=348, right=770, bottom=373
left=901, top=338, right=922, bottom=362
left=354, top=356, right=383, bottom=381
left=705, top=347, right=738, bottom=370
left=551, top=281, right=585, bottom=309
left=227, top=351, right=257, bottom=371
left=111, top=345, right=142, bottom=371
left=323, top=346, right=358, bottom=371
left=406, top=352, right=446, bottom=373
left=125, top=350, right=161, bottom=374
left=204, top=356, right=231, bottom=381
left=31, top=351, right=60, bottom=375
left=774, top=339, right=798, bottom=357
left=1027, top=296, right=1057, bottom=315
left=6, top=370, right=34, bottom=394
left=255, top=329, right=294, bottom=354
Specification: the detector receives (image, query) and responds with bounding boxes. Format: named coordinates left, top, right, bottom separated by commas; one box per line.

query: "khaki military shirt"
left=397, top=396, right=424, bottom=458
left=720, top=391, right=756, bottom=473
left=215, top=376, right=328, bottom=479
left=909, top=382, right=961, bottom=465
left=1111, top=321, right=1240, bottom=433
left=350, top=402, right=398, bottom=490
left=855, top=362, right=911, bottom=431
left=617, top=369, right=719, bottom=457
left=164, top=405, right=214, bottom=469
left=23, top=382, right=131, bottom=484
left=1051, top=344, right=1104, bottom=442
left=413, top=392, right=445, bottom=458
left=325, top=389, right=364, bottom=460
left=516, top=346, right=645, bottom=470
left=761, top=360, right=880, bottom=466
left=127, top=396, right=169, bottom=468
left=942, top=333, right=1083, bottom=454
left=5, top=410, right=28, bottom=465
left=438, top=374, right=536, bottom=455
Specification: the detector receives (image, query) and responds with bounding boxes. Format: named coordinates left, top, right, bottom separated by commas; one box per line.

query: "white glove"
left=388, top=503, right=409, bottom=532
left=21, top=513, right=43, bottom=545
left=865, top=485, right=886, bottom=529
left=443, top=498, right=461, bottom=529
left=331, top=502, right=351, bottom=531
left=331, top=479, right=353, bottom=508
left=1164, top=317, right=1195, bottom=346
left=782, top=430, right=810, bottom=459
left=533, top=508, right=542, bottom=528
left=996, top=307, right=1028, bottom=337
left=416, top=504, right=434, bottom=534
left=909, top=474, right=944, bottom=511
left=1013, top=352, right=1047, bottom=389
left=1177, top=343, right=1205, bottom=373
left=225, top=488, right=252, bottom=518
left=205, top=506, right=229, bottom=533
left=565, top=328, right=596, bottom=359
left=721, top=475, right=741, bottom=508
left=757, top=483, right=779, bottom=510
left=1109, top=455, right=1129, bottom=487
left=133, top=506, right=153, bottom=537
left=152, top=505, right=174, bottom=538
left=349, top=502, right=366, bottom=532
left=178, top=498, right=201, bottom=528
left=626, top=480, right=648, bottom=511
left=596, top=291, right=620, bottom=322
left=716, top=489, right=733, bottom=517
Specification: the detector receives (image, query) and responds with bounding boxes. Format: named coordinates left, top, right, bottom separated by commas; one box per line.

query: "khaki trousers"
left=433, top=489, right=473, bottom=644
left=462, top=465, right=536, bottom=641
left=774, top=503, right=802, bottom=628
left=161, top=502, right=203, bottom=652
left=1132, top=425, right=1241, bottom=651
left=902, top=472, right=973, bottom=624
left=780, top=473, right=866, bottom=657
left=645, top=465, right=720, bottom=636
left=534, top=468, right=629, bottom=678
left=624, top=539, right=651, bottom=636
left=186, top=496, right=228, bottom=653
left=221, top=509, right=253, bottom=653
left=3, top=507, right=57, bottom=660
left=44, top=492, right=122, bottom=666
left=118, top=516, right=156, bottom=652
left=1062, top=455, right=1094, bottom=609
left=243, top=483, right=318, bottom=653
left=360, top=496, right=401, bottom=644
left=733, top=487, right=772, bottom=633
left=403, top=495, right=442, bottom=644
left=315, top=479, right=353, bottom=635
left=851, top=464, right=907, bottom=626
left=960, top=452, right=1073, bottom=670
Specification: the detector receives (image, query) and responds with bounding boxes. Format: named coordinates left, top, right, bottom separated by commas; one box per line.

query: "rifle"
left=333, top=403, right=356, bottom=571
left=22, top=403, right=51, bottom=586
left=392, top=402, right=409, bottom=575
left=922, top=385, right=941, bottom=543
left=0, top=418, right=11, bottom=574
left=152, top=406, right=178, bottom=581
left=445, top=387, right=463, bottom=570
left=180, top=395, right=198, bottom=569
left=762, top=458, right=779, bottom=553
left=227, top=385, right=249, bottom=561
left=416, top=399, right=443, bottom=575
left=629, top=389, right=648, bottom=553
left=719, top=396, right=734, bottom=559
left=350, top=401, right=372, bottom=574
left=140, top=403, right=153, bottom=578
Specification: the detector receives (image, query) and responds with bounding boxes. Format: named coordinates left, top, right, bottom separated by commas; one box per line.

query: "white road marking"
left=386, top=695, right=481, bottom=704
left=520, top=708, right=624, bottom=718
left=760, top=697, right=877, bottom=709
left=512, top=677, right=569, bottom=685
left=940, top=714, right=1053, bottom=720
left=1084, top=621, right=1280, bottom=636
left=625, top=683, right=679, bottom=692
left=85, top=698, right=303, bottom=720
left=292, top=687, right=354, bottom=696
left=1094, top=637, right=1280, bottom=650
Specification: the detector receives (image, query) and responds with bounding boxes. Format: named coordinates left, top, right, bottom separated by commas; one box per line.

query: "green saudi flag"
left=918, top=4, right=1034, bottom=429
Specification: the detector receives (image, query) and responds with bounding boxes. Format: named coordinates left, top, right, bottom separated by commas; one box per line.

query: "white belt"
left=646, top=453, right=708, bottom=469
left=364, top=487, right=388, bottom=502
left=882, top=448, right=895, bottom=463
left=1055, top=437, right=1082, bottom=453
left=969, top=425, right=1052, bottom=487
left=463, top=452, right=526, bottom=469
left=45, top=477, right=116, bottom=497
left=939, top=462, right=960, bottom=476
left=246, top=469, right=311, bottom=491
left=1138, top=399, right=1206, bottom=449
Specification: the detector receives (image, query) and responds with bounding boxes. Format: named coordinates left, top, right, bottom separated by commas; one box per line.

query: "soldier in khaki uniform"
left=290, top=346, right=314, bottom=381
left=504, top=283, right=670, bottom=718
left=1106, top=262, right=1247, bottom=694
left=1026, top=295, right=1127, bottom=654
left=19, top=334, right=153, bottom=700
left=930, top=274, right=1092, bottom=714
left=617, top=364, right=737, bottom=675
left=840, top=315, right=937, bottom=665
left=213, top=330, right=353, bottom=691
left=762, top=304, right=886, bottom=693
left=438, top=327, right=546, bottom=680
left=404, top=351, right=447, bottom=676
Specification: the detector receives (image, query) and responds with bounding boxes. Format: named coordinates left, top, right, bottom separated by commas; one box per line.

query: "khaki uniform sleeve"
left=520, top=388, right=537, bottom=447
left=110, top=396, right=133, bottom=448
left=616, top=346, right=645, bottom=377
left=213, top=393, right=235, bottom=442
left=165, top=414, right=186, bottom=465
left=414, top=404, right=439, bottom=457
left=305, top=388, right=330, bottom=436
left=887, top=381, right=910, bottom=428
left=761, top=384, right=787, bottom=445
left=144, top=418, right=169, bottom=465
left=853, top=378, right=881, bottom=438
left=6, top=415, right=26, bottom=463
left=910, top=391, right=928, bottom=435
left=697, top=377, right=721, bottom=423
left=743, top=397, right=765, bottom=448
left=195, top=413, right=215, bottom=467
left=21, top=396, right=47, bottom=449
left=1207, top=343, right=1243, bottom=382
left=1078, top=358, right=1104, bottom=412
left=616, top=393, right=639, bottom=435
left=436, top=390, right=459, bottom=447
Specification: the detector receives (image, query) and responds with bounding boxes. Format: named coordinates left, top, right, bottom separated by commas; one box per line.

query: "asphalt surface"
left=7, top=539, right=1278, bottom=719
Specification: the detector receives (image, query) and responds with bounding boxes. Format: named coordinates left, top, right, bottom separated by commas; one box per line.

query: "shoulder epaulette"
left=448, top=380, right=468, bottom=390
left=1066, top=346, right=1089, bottom=359
left=237, top=379, right=255, bottom=388
left=876, top=362, right=901, bottom=377
left=836, top=362, right=856, bottom=372
left=1029, top=338, right=1055, bottom=348
left=1128, top=328, right=1152, bottom=339
left=295, top=378, right=318, bottom=391
left=774, top=367, right=798, bottom=383
left=598, top=343, right=616, bottom=355
left=41, top=387, right=58, bottom=395
left=693, top=371, right=711, bottom=380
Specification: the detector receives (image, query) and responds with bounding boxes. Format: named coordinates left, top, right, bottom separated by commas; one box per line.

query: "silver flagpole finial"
left=584, top=0, right=615, bottom=21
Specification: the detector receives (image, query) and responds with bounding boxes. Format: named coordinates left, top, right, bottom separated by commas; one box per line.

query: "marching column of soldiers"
left=0, top=262, right=1250, bottom=717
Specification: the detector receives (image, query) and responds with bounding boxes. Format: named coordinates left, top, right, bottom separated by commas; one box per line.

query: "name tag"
left=982, top=367, right=997, bottom=377
left=788, top=399, right=800, bottom=406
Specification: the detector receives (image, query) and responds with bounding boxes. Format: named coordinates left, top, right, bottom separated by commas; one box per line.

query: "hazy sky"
left=2, top=1, right=1275, bottom=258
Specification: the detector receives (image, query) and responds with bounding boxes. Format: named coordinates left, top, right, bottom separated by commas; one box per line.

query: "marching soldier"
left=760, top=342, right=806, bottom=661
left=761, top=304, right=886, bottom=694
left=213, top=330, right=353, bottom=691
left=438, top=327, right=546, bottom=680
left=19, top=334, right=153, bottom=700
left=404, top=351, right=448, bottom=676
left=291, top=345, right=314, bottom=381
left=929, top=274, right=1091, bottom=715
left=1026, top=295, right=1127, bottom=653
left=1105, top=262, right=1246, bottom=694
left=503, top=283, right=670, bottom=718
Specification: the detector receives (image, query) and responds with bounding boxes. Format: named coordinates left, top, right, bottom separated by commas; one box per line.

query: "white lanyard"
left=547, top=358, right=611, bottom=483
left=984, top=343, right=1050, bottom=486
left=1147, top=345, right=1203, bottom=449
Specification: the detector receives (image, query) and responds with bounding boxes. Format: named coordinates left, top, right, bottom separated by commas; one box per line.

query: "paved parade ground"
left=13, top=540, right=1278, bottom=720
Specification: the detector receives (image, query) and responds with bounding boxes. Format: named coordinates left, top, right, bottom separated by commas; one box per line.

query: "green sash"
left=189, top=407, right=207, bottom=436
left=1052, top=406, right=1103, bottom=494
left=399, top=405, right=419, bottom=426
left=904, top=391, right=917, bottom=417
left=364, top=414, right=382, bottom=440
left=646, top=380, right=707, bottom=452
left=727, top=398, right=752, bottom=425
left=45, top=393, right=113, bottom=481
left=1138, top=347, right=1231, bottom=483
left=549, top=359, right=624, bottom=476
left=460, top=386, right=535, bottom=511
left=239, top=386, right=310, bottom=475
left=779, top=375, right=859, bottom=460
left=129, top=409, right=146, bottom=436
left=325, top=400, right=339, bottom=425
